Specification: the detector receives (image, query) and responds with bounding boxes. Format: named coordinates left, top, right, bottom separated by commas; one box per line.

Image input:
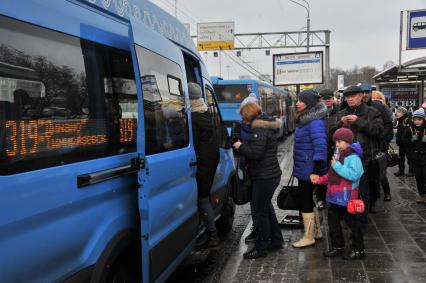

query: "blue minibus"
left=0, top=1, right=235, bottom=282
left=212, top=77, right=296, bottom=137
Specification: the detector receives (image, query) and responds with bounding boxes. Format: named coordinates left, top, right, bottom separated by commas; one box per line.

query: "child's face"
left=335, top=140, right=350, bottom=151
left=413, top=118, right=425, bottom=127
left=395, top=111, right=403, bottom=118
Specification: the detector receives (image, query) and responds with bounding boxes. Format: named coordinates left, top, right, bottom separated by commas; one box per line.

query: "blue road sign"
left=407, top=9, right=426, bottom=49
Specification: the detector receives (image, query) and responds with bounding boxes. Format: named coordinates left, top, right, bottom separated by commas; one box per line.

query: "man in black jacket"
left=332, top=86, right=384, bottom=242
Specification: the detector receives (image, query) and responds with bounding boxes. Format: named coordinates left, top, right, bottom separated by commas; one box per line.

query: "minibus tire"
left=216, top=195, right=235, bottom=234
left=90, top=230, right=141, bottom=283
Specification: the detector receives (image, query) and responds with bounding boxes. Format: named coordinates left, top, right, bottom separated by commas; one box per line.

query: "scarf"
left=190, top=98, right=208, bottom=113
left=328, top=147, right=355, bottom=185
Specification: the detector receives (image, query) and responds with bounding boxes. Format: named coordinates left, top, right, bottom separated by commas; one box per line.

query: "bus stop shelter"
left=373, top=57, right=426, bottom=111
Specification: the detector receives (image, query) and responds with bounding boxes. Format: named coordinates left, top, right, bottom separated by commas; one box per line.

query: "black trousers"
left=315, top=184, right=327, bottom=203
left=399, top=145, right=414, bottom=173
left=381, top=174, right=391, bottom=195
left=328, top=204, right=365, bottom=252
left=251, top=178, right=283, bottom=252
left=358, top=174, right=369, bottom=230
left=415, top=164, right=426, bottom=196
left=298, top=180, right=316, bottom=213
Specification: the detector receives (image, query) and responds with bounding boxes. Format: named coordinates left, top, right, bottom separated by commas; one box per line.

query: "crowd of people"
left=229, top=83, right=426, bottom=261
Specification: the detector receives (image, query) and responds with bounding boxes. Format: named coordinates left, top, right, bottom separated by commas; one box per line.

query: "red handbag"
left=347, top=199, right=365, bottom=215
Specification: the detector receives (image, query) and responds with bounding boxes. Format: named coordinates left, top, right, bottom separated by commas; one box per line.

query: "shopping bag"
left=230, top=158, right=252, bottom=205
left=277, top=175, right=300, bottom=210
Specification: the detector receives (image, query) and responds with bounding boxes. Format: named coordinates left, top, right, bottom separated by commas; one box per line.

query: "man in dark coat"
left=332, top=85, right=383, bottom=229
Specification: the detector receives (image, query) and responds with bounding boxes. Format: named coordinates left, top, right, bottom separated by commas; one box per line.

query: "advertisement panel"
left=380, top=85, right=419, bottom=112
left=273, top=51, right=324, bottom=86
left=407, top=9, right=426, bottom=49
left=197, top=22, right=235, bottom=51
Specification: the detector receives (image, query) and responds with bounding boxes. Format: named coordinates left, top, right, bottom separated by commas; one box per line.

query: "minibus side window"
left=205, top=87, right=227, bottom=148
left=0, top=16, right=137, bottom=175
left=134, top=46, right=188, bottom=155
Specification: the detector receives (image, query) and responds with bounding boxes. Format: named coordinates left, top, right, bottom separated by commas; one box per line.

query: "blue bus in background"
left=0, top=1, right=235, bottom=282
left=212, top=77, right=296, bottom=138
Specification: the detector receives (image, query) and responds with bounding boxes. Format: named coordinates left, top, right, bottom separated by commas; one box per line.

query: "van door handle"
left=189, top=161, right=197, bottom=167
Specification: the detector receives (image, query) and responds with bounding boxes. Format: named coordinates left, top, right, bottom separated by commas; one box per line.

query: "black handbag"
left=230, top=158, right=252, bottom=205
left=385, top=145, right=399, bottom=167
left=277, top=175, right=300, bottom=210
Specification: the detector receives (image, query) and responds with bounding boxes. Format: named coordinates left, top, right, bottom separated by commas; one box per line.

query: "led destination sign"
left=4, top=118, right=136, bottom=159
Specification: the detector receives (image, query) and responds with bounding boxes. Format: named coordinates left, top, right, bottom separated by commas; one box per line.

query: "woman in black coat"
left=189, top=82, right=220, bottom=247
left=233, top=101, right=283, bottom=259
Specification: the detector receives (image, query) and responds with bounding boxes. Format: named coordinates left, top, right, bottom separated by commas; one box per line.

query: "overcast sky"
left=151, top=0, right=425, bottom=81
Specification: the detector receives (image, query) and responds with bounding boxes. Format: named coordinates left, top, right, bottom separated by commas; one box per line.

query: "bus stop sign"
left=407, top=9, right=426, bottom=49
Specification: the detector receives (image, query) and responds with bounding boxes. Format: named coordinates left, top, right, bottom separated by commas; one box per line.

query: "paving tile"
left=400, top=263, right=426, bottom=283
left=363, top=253, right=399, bottom=272
left=379, top=230, right=416, bottom=245
left=364, top=239, right=389, bottom=254
left=366, top=270, right=409, bottom=283
left=297, top=269, right=332, bottom=283
left=388, top=244, right=426, bottom=263
left=332, top=268, right=368, bottom=283
left=403, top=224, right=426, bottom=238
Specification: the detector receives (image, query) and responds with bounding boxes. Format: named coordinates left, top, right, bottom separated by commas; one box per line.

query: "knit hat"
left=396, top=106, right=408, bottom=115
left=298, top=89, right=320, bottom=108
left=188, top=82, right=202, bottom=100
left=413, top=109, right=426, bottom=120
left=343, top=85, right=362, bottom=96
left=319, top=89, right=334, bottom=99
left=358, top=82, right=372, bottom=93
left=333, top=128, right=354, bottom=143
left=239, top=93, right=259, bottom=111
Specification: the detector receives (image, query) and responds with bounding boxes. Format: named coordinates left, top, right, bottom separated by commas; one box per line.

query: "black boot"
left=343, top=250, right=365, bottom=260
left=384, top=193, right=391, bottom=202
left=245, top=226, right=258, bottom=243
left=206, top=230, right=220, bottom=248
left=243, top=247, right=267, bottom=259
left=323, top=247, right=344, bottom=257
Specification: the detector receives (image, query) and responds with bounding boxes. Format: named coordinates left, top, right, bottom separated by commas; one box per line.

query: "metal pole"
left=399, top=11, right=403, bottom=70
left=307, top=17, right=310, bottom=51
left=325, top=31, right=330, bottom=88
left=219, top=51, right=222, bottom=77
left=174, top=0, right=178, bottom=18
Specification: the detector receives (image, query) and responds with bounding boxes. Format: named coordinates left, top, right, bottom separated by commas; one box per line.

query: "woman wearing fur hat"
left=406, top=109, right=426, bottom=204
left=233, top=101, right=283, bottom=259
left=292, top=89, right=328, bottom=248
left=188, top=82, right=221, bottom=247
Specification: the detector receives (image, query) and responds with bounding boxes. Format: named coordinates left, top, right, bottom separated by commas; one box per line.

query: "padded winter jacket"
left=318, top=143, right=364, bottom=207
left=293, top=103, right=328, bottom=181
left=238, top=115, right=282, bottom=181
left=333, top=103, right=383, bottom=168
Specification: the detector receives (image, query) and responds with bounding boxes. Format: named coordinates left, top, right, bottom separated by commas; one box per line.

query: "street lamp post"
left=288, top=0, right=310, bottom=51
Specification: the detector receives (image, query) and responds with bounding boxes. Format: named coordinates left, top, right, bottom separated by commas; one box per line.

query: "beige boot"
left=313, top=207, right=323, bottom=240
left=292, top=213, right=315, bottom=248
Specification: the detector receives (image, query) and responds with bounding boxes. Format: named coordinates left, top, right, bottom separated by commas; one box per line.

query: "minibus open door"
left=128, top=24, right=151, bottom=283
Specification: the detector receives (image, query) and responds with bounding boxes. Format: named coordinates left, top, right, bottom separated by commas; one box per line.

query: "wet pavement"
left=167, top=139, right=291, bottom=282
left=219, top=139, right=426, bottom=283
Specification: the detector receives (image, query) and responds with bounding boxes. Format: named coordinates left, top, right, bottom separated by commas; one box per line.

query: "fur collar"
left=252, top=118, right=281, bottom=129
left=296, top=103, right=327, bottom=127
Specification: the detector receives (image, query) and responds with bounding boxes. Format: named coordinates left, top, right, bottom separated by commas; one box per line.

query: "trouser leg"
left=381, top=175, right=391, bottom=195
left=198, top=197, right=216, bottom=232
left=299, top=180, right=315, bottom=213
left=359, top=174, right=369, bottom=230
left=398, top=146, right=406, bottom=173
left=345, top=212, right=365, bottom=252
left=252, top=178, right=280, bottom=252
left=415, top=165, right=426, bottom=196
left=328, top=204, right=345, bottom=249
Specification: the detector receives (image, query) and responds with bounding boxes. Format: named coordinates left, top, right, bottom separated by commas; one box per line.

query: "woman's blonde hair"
left=372, top=90, right=386, bottom=104
left=240, top=102, right=262, bottom=122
